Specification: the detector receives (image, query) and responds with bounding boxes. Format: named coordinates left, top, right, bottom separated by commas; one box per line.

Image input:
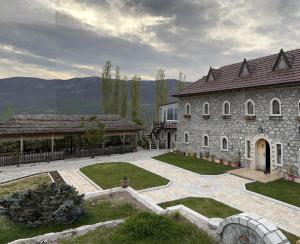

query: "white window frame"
left=245, top=99, right=255, bottom=116
left=270, top=98, right=282, bottom=116
left=275, top=142, right=283, bottom=166
left=203, top=134, right=209, bottom=148
left=184, top=132, right=189, bottom=144
left=245, top=139, right=251, bottom=159
left=203, top=102, right=210, bottom=115
left=185, top=103, right=191, bottom=115
left=223, top=101, right=231, bottom=115
left=221, top=136, right=229, bottom=151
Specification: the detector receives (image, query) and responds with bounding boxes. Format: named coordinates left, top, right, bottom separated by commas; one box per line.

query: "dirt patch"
left=49, top=171, right=65, bottom=184
left=90, top=191, right=149, bottom=211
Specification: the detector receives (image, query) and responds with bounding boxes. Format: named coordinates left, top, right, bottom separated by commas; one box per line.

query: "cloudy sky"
left=0, top=0, right=299, bottom=81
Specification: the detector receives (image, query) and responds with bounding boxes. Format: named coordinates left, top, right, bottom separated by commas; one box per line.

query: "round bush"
left=0, top=183, right=85, bottom=227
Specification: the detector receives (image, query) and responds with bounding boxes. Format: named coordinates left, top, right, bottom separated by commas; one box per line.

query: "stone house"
left=174, top=49, right=300, bottom=175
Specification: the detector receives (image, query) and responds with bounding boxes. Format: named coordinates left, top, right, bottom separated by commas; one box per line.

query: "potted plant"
left=219, top=158, right=224, bottom=164
left=121, top=176, right=129, bottom=188
left=285, top=164, right=298, bottom=182
left=210, top=154, right=216, bottom=163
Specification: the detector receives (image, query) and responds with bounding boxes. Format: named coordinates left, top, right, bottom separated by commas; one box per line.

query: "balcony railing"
left=154, top=121, right=177, bottom=129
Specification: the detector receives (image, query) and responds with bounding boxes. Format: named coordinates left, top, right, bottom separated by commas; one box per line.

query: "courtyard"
left=0, top=149, right=299, bottom=242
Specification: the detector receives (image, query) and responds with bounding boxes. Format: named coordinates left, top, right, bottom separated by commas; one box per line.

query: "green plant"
left=0, top=183, right=85, bottom=227
left=284, top=163, right=298, bottom=177
left=210, top=154, right=215, bottom=162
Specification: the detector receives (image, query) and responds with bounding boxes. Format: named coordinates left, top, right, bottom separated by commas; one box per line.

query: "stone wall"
left=176, top=86, right=300, bottom=175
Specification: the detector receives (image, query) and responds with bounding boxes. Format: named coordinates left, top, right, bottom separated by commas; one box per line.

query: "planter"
left=287, top=175, right=296, bottom=182
left=184, top=114, right=191, bottom=119
left=121, top=178, right=129, bottom=188
left=232, top=161, right=240, bottom=168
left=219, top=159, right=224, bottom=164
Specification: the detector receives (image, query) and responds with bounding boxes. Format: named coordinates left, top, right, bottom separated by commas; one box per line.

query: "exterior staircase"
left=146, top=132, right=159, bottom=150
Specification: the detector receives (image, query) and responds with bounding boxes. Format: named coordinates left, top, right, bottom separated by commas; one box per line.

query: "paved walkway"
left=131, top=159, right=300, bottom=237
left=59, top=170, right=100, bottom=194
left=0, top=149, right=168, bottom=182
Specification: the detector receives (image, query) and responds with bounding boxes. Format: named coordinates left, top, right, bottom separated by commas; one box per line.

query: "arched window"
left=203, top=102, right=209, bottom=115
left=203, top=134, right=209, bottom=148
left=221, top=136, right=228, bottom=151
left=245, top=99, right=255, bottom=115
left=223, top=101, right=231, bottom=115
left=185, top=103, right=191, bottom=115
left=270, top=98, right=282, bottom=116
left=184, top=132, right=189, bottom=144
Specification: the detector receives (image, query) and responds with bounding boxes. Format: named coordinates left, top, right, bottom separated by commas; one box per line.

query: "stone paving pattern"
left=0, top=149, right=299, bottom=237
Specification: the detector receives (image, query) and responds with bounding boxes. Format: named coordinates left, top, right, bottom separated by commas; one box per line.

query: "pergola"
left=0, top=114, right=143, bottom=165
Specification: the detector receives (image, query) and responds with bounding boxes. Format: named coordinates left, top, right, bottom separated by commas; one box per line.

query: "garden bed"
left=246, top=179, right=300, bottom=207
left=0, top=193, right=142, bottom=244
left=80, top=162, right=169, bottom=190
left=153, top=153, right=234, bottom=175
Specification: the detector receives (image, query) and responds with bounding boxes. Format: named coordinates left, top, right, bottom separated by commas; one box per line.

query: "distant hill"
left=0, top=76, right=186, bottom=125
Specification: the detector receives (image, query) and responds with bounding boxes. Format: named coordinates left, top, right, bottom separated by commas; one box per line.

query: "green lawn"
left=0, top=174, right=52, bottom=197
left=80, top=162, right=169, bottom=190
left=153, top=153, right=234, bottom=175
left=0, top=198, right=140, bottom=244
left=59, top=212, right=215, bottom=244
left=159, top=197, right=241, bottom=218
left=246, top=179, right=300, bottom=207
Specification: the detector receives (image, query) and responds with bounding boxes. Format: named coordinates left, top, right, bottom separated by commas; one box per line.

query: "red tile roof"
left=174, top=49, right=300, bottom=97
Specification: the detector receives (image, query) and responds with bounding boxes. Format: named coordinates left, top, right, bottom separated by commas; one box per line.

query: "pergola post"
left=20, top=136, right=23, bottom=162
left=51, top=134, right=54, bottom=153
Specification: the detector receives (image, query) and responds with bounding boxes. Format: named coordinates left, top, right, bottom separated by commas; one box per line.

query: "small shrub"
left=0, top=183, right=85, bottom=227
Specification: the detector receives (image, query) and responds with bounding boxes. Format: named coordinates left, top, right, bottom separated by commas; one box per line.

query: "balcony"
left=154, top=122, right=177, bottom=129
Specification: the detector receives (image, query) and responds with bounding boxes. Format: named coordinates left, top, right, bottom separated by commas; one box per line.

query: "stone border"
left=9, top=219, right=124, bottom=244
left=243, top=184, right=300, bottom=212
left=137, top=180, right=173, bottom=193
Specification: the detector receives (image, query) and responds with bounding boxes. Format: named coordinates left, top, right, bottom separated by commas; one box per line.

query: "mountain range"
left=0, top=77, right=183, bottom=124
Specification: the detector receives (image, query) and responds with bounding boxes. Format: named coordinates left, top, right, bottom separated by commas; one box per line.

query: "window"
left=185, top=103, right=191, bottom=115
left=240, top=65, right=250, bottom=76
left=203, top=102, right=209, bottom=115
left=275, top=143, right=283, bottom=165
left=174, top=108, right=178, bottom=120
left=245, top=99, right=255, bottom=115
left=223, top=101, right=231, bottom=115
left=221, top=137, right=228, bottom=151
left=184, top=132, right=189, bottom=144
left=276, top=55, right=289, bottom=70
left=270, top=98, right=282, bottom=116
left=245, top=140, right=251, bottom=159
left=174, top=133, right=177, bottom=142
left=167, top=108, right=173, bottom=120
left=203, top=134, right=209, bottom=148
left=207, top=72, right=214, bottom=81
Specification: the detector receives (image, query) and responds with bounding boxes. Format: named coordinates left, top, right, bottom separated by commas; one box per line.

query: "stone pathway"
left=131, top=159, right=300, bottom=237
left=59, top=170, right=100, bottom=194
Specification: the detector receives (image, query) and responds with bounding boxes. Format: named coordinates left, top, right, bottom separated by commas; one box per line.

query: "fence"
left=0, top=144, right=134, bottom=166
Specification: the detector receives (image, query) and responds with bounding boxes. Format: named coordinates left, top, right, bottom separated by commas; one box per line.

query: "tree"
left=113, top=66, right=121, bottom=114
left=2, top=105, right=15, bottom=121
left=177, top=71, right=186, bottom=92
left=120, top=76, right=128, bottom=118
left=80, top=116, right=105, bottom=146
left=101, top=61, right=113, bottom=114
left=131, top=74, right=141, bottom=124
left=155, top=69, right=168, bottom=122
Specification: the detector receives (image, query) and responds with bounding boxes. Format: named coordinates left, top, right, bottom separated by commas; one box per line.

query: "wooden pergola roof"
left=0, top=114, right=144, bottom=137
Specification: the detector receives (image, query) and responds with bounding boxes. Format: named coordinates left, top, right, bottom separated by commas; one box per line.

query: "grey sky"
left=0, top=0, right=299, bottom=80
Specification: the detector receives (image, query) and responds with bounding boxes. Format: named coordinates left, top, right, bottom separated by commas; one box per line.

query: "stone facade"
left=176, top=85, right=300, bottom=175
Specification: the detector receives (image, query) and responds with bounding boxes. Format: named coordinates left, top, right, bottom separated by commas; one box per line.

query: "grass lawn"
left=246, top=179, right=300, bottom=207
left=153, top=152, right=234, bottom=175
left=0, top=174, right=51, bottom=197
left=80, top=162, right=169, bottom=190
left=59, top=212, right=215, bottom=244
left=0, top=198, right=140, bottom=244
left=159, top=197, right=241, bottom=218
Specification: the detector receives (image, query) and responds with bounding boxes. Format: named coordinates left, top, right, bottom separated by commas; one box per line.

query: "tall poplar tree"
left=155, top=69, right=168, bottom=122
left=177, top=71, right=186, bottom=91
left=120, top=76, right=128, bottom=118
left=113, top=66, right=121, bottom=114
left=101, top=61, right=112, bottom=114
left=131, top=74, right=141, bottom=124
